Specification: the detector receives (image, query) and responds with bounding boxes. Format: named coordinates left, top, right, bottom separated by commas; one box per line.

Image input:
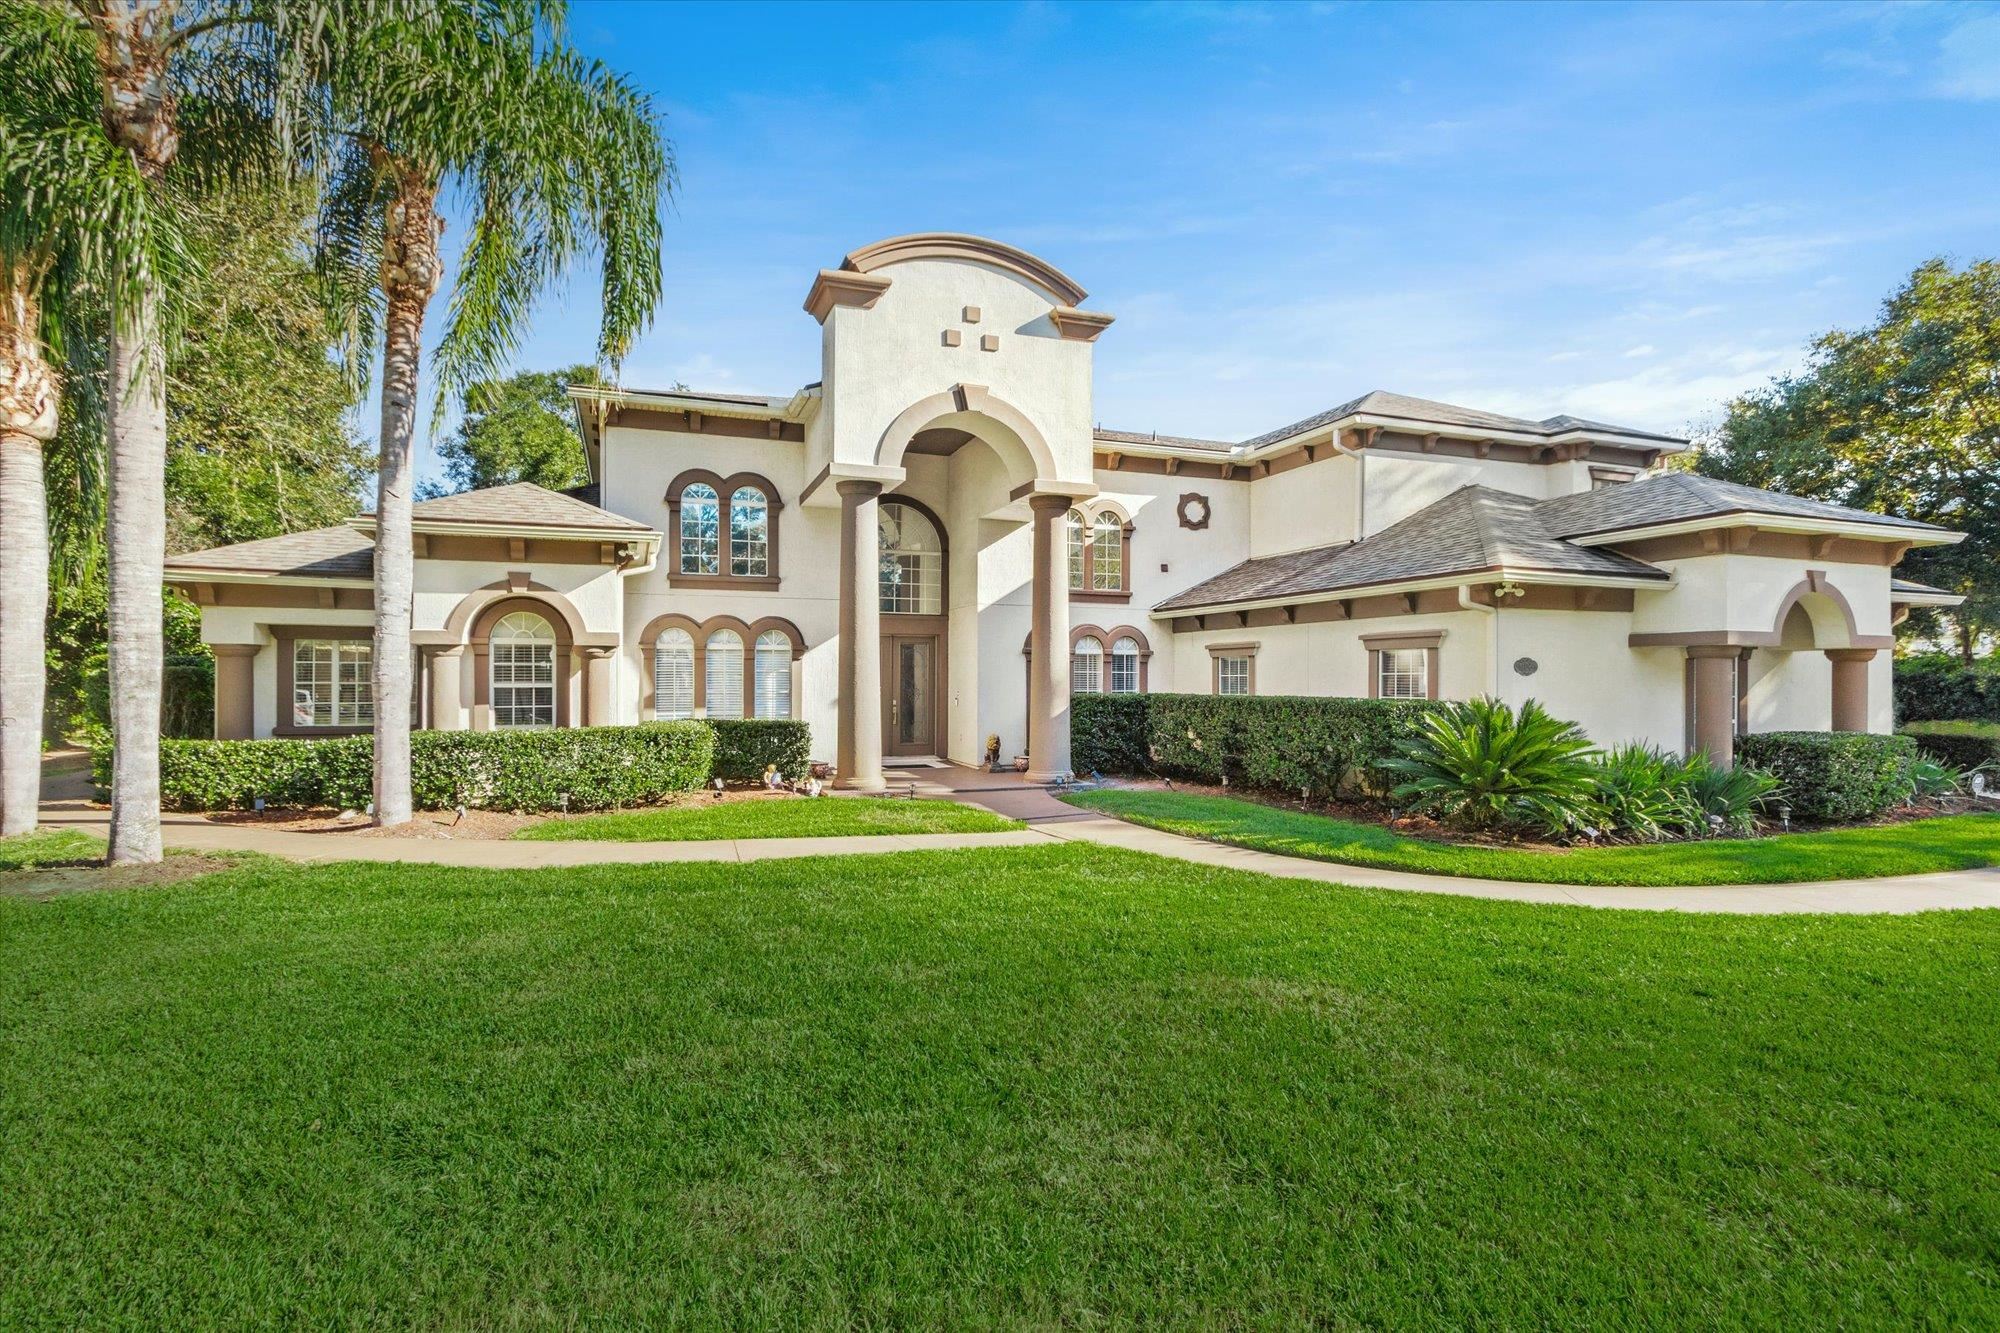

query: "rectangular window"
left=1091, top=525, right=1123, bottom=592
left=1067, top=512, right=1085, bottom=589
left=292, top=639, right=374, bottom=728
left=1216, top=655, right=1251, bottom=696
left=1377, top=647, right=1428, bottom=700
left=730, top=490, right=768, bottom=577
left=1109, top=648, right=1140, bottom=694
left=491, top=643, right=556, bottom=728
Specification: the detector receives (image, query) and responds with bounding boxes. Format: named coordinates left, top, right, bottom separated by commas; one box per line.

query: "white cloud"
left=1622, top=344, right=1657, bottom=359
left=1936, top=15, right=2000, bottom=100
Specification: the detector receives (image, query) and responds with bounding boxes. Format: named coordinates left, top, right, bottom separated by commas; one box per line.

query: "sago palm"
left=312, top=1, right=668, bottom=825
left=1384, top=696, right=1601, bottom=838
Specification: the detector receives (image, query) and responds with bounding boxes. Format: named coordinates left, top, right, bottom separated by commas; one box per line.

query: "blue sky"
left=414, top=0, right=2000, bottom=485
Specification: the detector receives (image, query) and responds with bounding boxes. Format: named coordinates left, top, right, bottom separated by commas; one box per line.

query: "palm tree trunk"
left=106, top=289, right=166, bottom=864
left=372, top=165, right=443, bottom=827
left=1, top=268, right=57, bottom=837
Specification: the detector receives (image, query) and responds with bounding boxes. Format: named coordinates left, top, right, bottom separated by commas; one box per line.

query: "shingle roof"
left=605, top=386, right=795, bottom=411
left=1892, top=577, right=1955, bottom=597
left=166, top=524, right=373, bottom=579
left=1237, top=390, right=1687, bottom=452
left=1535, top=473, right=1950, bottom=540
left=1093, top=426, right=1235, bottom=454
left=1154, top=485, right=1668, bottom=612
left=370, top=482, right=656, bottom=533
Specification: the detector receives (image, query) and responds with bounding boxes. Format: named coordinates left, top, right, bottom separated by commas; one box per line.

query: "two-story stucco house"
left=165, top=233, right=1964, bottom=786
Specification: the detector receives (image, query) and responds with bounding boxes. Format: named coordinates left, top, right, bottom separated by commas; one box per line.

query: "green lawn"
left=515, top=794, right=1021, bottom=841
left=1903, top=719, right=2000, bottom=737
left=1066, top=788, right=2000, bottom=886
left=0, top=828, right=104, bottom=870
left=0, top=846, right=1994, bottom=1324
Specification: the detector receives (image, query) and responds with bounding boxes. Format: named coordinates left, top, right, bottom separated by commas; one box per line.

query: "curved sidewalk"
left=34, top=785, right=2000, bottom=914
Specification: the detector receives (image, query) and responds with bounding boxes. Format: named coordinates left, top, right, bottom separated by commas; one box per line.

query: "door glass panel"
left=897, top=639, right=932, bottom=749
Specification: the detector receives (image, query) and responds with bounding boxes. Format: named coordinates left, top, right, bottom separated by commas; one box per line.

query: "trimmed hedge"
left=1901, top=724, right=2000, bottom=772
left=145, top=722, right=715, bottom=813
left=1894, top=655, right=2000, bottom=723
left=708, top=718, right=813, bottom=782
left=1073, top=692, right=1438, bottom=800
left=1734, top=731, right=1917, bottom=823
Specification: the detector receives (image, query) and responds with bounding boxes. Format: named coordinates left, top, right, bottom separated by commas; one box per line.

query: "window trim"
left=1024, top=623, right=1154, bottom=695
left=1206, top=641, right=1259, bottom=696
left=1362, top=630, right=1443, bottom=701
left=488, top=610, right=561, bottom=730
left=664, top=468, right=783, bottom=590
left=878, top=495, right=949, bottom=618
left=273, top=624, right=375, bottom=737
left=638, top=613, right=805, bottom=719
left=470, top=598, right=575, bottom=728
left=1067, top=502, right=1135, bottom=604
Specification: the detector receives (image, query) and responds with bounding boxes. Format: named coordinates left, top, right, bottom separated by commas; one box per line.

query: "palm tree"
left=4, top=0, right=339, bottom=862
left=313, top=2, right=668, bottom=825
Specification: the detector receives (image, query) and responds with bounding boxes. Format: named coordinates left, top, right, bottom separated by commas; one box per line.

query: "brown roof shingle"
left=166, top=524, right=374, bottom=579
left=1535, top=473, right=1949, bottom=540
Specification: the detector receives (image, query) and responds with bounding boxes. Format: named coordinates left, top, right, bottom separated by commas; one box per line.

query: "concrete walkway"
left=31, top=756, right=2000, bottom=914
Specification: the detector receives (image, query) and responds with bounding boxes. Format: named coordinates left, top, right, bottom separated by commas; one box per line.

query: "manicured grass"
left=1903, top=719, right=2000, bottom=737
left=1, top=846, right=1994, bottom=1325
left=1066, top=787, right=2000, bottom=886
left=0, top=828, right=104, bottom=870
left=514, top=794, right=1021, bottom=841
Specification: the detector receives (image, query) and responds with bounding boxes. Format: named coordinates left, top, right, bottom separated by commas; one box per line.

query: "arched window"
left=729, top=486, right=769, bottom=577
left=1066, top=508, right=1086, bottom=589
left=1110, top=636, right=1141, bottom=694
left=1071, top=635, right=1103, bottom=695
left=653, top=627, right=694, bottom=720
left=1091, top=512, right=1124, bottom=591
left=679, top=483, right=720, bottom=575
left=705, top=629, right=744, bottom=719
left=879, top=501, right=942, bottom=614
left=753, top=629, right=792, bottom=719
left=490, top=612, right=557, bottom=728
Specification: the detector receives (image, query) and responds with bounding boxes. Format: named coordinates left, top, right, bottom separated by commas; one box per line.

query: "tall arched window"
left=1071, top=635, right=1103, bottom=695
left=730, top=486, right=769, bottom=577
left=679, top=482, right=720, bottom=574
left=1091, top=512, right=1124, bottom=591
left=753, top=629, right=792, bottom=719
left=1110, top=636, right=1141, bottom=694
left=653, top=627, right=694, bottom=720
left=1066, top=508, right=1086, bottom=589
left=705, top=629, right=744, bottom=719
left=490, top=612, right=557, bottom=728
left=879, top=501, right=942, bottom=614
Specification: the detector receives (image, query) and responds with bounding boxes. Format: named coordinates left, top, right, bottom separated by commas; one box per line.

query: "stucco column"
left=1025, top=493, right=1073, bottom=782
left=582, top=647, right=614, bottom=727
left=211, top=644, right=259, bottom=740
left=836, top=479, right=885, bottom=791
left=1827, top=648, right=1876, bottom=733
left=1687, top=645, right=1739, bottom=770
left=425, top=646, right=463, bottom=731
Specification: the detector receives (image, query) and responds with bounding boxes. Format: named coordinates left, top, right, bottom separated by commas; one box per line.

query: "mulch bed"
left=1, top=855, right=243, bottom=901
left=194, top=787, right=815, bottom=840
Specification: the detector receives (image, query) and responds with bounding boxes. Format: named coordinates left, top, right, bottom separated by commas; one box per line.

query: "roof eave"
left=1237, top=411, right=1686, bottom=463
left=1566, top=512, right=1960, bottom=548
left=1151, top=566, right=1673, bottom=619
left=163, top=569, right=373, bottom=588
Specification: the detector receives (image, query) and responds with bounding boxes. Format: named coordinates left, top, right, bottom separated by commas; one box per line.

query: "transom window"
left=491, top=612, right=557, bottom=728
left=653, top=627, right=695, bottom=720
left=292, top=639, right=373, bottom=728
left=705, top=629, right=745, bottom=720
left=879, top=501, right=942, bottom=615
left=1110, top=637, right=1141, bottom=694
left=1071, top=635, right=1103, bottom=695
left=1378, top=647, right=1428, bottom=700
left=678, top=482, right=721, bottom=574
left=1216, top=654, right=1251, bottom=697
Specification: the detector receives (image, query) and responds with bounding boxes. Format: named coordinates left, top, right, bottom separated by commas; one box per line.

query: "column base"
left=836, top=774, right=887, bottom=792
left=1022, top=768, right=1070, bottom=785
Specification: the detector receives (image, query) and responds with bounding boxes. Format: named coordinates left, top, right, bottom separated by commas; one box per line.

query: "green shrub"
left=1909, top=758, right=1966, bottom=800
left=1589, top=744, right=1701, bottom=841
left=1901, top=722, right=2000, bottom=773
left=81, top=650, right=214, bottom=740
left=1734, top=732, right=1918, bottom=823
left=1116, top=693, right=1436, bottom=800
left=707, top=718, right=812, bottom=782
left=1384, top=698, right=1601, bottom=838
left=1894, top=654, right=2000, bottom=723
left=1071, top=694, right=1151, bottom=776
left=1680, top=753, right=1783, bottom=836
left=145, top=722, right=714, bottom=813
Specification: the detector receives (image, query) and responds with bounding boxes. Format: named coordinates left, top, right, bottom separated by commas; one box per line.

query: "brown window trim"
left=879, top=495, right=949, bottom=619
left=470, top=597, right=576, bottom=729
left=272, top=624, right=378, bottom=737
left=637, top=612, right=806, bottom=719
left=1066, top=505, right=1135, bottom=601
left=665, top=467, right=784, bottom=589
left=1362, top=630, right=1442, bottom=701
left=1206, top=640, right=1259, bottom=696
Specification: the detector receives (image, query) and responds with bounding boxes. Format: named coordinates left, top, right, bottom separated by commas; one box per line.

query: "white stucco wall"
left=1491, top=608, right=1685, bottom=750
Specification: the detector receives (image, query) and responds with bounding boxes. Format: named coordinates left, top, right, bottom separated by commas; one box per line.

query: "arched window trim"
left=1068, top=501, right=1135, bottom=604
left=468, top=595, right=577, bottom=729
left=638, top=612, right=806, bottom=719
left=1025, top=623, right=1153, bottom=695
left=878, top=496, right=947, bottom=617
left=665, top=468, right=784, bottom=591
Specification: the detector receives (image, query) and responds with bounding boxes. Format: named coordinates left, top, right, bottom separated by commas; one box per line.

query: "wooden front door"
left=882, top=634, right=939, bottom=757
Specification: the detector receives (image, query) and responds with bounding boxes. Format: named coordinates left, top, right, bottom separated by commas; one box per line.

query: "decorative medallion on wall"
left=1177, top=492, right=1211, bottom=531
left=1513, top=656, right=1539, bottom=677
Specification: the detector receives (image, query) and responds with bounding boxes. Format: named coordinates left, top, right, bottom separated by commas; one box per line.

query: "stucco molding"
left=425, top=580, right=617, bottom=649
left=1049, top=306, right=1115, bottom=342
left=1626, top=571, right=1893, bottom=651
left=840, top=232, right=1089, bottom=306
left=876, top=383, right=1062, bottom=481
left=802, top=268, right=892, bottom=323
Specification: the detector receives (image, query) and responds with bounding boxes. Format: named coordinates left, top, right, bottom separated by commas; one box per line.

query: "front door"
left=882, top=635, right=938, bottom=757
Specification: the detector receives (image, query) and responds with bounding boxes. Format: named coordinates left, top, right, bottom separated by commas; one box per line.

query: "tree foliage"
left=422, top=363, right=596, bottom=497
left=1697, top=258, right=2000, bottom=656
